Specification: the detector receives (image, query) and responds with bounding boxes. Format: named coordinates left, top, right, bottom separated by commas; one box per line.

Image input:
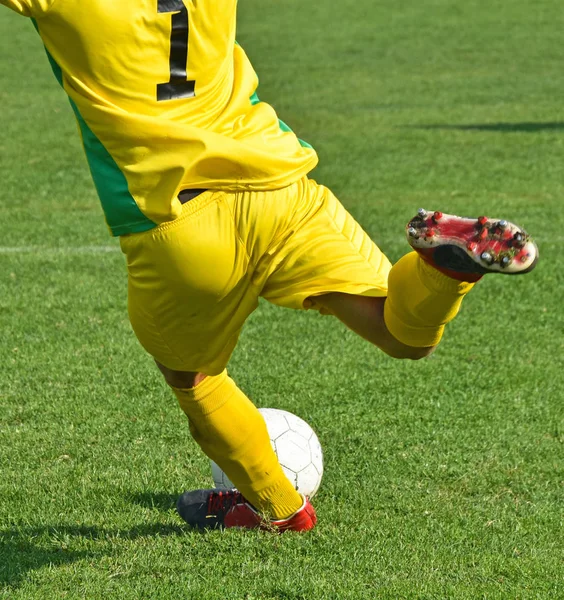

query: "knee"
left=155, top=361, right=207, bottom=388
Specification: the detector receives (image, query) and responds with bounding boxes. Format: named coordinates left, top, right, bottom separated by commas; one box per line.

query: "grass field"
left=1, top=1, right=563, bottom=598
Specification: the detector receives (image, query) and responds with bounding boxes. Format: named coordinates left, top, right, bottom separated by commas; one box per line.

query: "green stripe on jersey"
left=70, top=109, right=157, bottom=236
left=249, top=91, right=313, bottom=150
left=249, top=91, right=259, bottom=105
left=32, top=21, right=156, bottom=237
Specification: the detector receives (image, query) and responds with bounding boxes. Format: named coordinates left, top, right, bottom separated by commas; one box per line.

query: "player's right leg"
left=155, top=364, right=316, bottom=532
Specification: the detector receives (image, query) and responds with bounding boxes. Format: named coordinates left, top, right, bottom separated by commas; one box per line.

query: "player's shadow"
left=404, top=121, right=564, bottom=133
left=1, top=493, right=186, bottom=590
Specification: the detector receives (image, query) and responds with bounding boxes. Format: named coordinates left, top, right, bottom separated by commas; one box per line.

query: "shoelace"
left=207, top=489, right=244, bottom=514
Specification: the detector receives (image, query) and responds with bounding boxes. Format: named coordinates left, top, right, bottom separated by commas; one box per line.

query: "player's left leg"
left=259, top=182, right=537, bottom=360
left=313, top=209, right=538, bottom=356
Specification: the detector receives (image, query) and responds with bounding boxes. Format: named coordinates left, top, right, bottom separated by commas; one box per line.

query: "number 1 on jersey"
left=157, top=0, right=195, bottom=101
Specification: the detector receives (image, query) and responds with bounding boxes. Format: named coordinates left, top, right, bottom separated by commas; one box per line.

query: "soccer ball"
left=211, top=408, right=323, bottom=498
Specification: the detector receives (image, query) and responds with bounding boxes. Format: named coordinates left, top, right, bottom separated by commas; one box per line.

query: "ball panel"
left=274, top=430, right=312, bottom=472
left=296, top=463, right=322, bottom=497
left=259, top=408, right=290, bottom=440
left=283, top=412, right=315, bottom=440
left=309, top=435, right=324, bottom=474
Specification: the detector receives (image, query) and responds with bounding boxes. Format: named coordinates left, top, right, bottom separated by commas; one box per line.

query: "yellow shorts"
left=120, top=177, right=392, bottom=374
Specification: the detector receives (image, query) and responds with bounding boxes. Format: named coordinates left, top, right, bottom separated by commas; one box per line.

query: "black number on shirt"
left=157, top=0, right=195, bottom=101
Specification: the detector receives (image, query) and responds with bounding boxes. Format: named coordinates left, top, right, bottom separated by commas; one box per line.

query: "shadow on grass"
left=404, top=121, right=564, bottom=133
left=0, top=494, right=187, bottom=590
left=129, top=491, right=179, bottom=511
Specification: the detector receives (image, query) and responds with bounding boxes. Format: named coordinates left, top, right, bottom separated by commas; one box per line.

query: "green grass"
left=1, top=1, right=563, bottom=598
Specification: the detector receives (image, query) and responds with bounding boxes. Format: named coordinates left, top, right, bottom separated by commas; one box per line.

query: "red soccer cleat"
left=176, top=488, right=317, bottom=532
left=406, top=209, right=538, bottom=281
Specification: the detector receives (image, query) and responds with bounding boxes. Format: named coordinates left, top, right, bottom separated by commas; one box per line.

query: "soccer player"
left=0, top=0, right=538, bottom=532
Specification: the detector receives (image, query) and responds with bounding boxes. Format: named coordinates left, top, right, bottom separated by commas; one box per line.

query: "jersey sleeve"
left=0, top=0, right=56, bottom=16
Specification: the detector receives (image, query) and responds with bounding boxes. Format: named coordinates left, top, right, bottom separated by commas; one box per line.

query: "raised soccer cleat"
left=176, top=488, right=317, bottom=532
left=406, top=209, right=538, bottom=280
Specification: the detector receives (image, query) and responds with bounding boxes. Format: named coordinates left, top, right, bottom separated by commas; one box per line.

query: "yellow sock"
left=172, top=370, right=303, bottom=520
left=384, top=251, right=476, bottom=347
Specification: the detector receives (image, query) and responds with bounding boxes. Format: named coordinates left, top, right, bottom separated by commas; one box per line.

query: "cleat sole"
left=405, top=209, right=538, bottom=276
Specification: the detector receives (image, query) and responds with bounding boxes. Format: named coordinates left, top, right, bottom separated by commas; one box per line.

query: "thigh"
left=261, top=179, right=393, bottom=311
left=120, top=191, right=257, bottom=375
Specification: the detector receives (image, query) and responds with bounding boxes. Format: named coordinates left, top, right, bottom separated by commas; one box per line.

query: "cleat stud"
left=481, top=251, right=493, bottom=263
left=498, top=220, right=508, bottom=229
left=478, top=216, right=488, bottom=226
left=467, top=241, right=477, bottom=252
left=407, top=227, right=418, bottom=237
left=432, top=211, right=443, bottom=222
left=501, top=256, right=511, bottom=267
left=512, top=232, right=525, bottom=248
left=479, top=228, right=488, bottom=240
left=427, top=228, right=436, bottom=237
left=417, top=208, right=427, bottom=218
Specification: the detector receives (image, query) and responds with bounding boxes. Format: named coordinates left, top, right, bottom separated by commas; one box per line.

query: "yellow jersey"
left=0, top=0, right=318, bottom=235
